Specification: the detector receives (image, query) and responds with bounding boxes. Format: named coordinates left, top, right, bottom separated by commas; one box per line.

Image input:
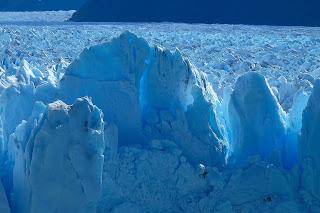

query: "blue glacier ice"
left=0, top=83, right=36, bottom=175
left=58, top=32, right=149, bottom=146
left=0, top=31, right=319, bottom=212
left=299, top=80, right=320, bottom=210
left=58, top=31, right=227, bottom=168
left=228, top=72, right=287, bottom=166
left=9, top=97, right=105, bottom=213
left=0, top=180, right=10, bottom=213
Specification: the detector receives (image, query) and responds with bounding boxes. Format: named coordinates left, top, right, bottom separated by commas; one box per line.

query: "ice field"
left=0, top=11, right=320, bottom=212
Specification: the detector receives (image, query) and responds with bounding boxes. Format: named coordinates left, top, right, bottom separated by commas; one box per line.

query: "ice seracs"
left=9, top=97, right=105, bottom=213
left=228, top=72, right=287, bottom=166
left=0, top=31, right=319, bottom=212
left=59, top=31, right=227, bottom=168
left=7, top=101, right=46, bottom=213
left=0, top=84, right=36, bottom=150
left=300, top=80, right=320, bottom=204
left=141, top=46, right=226, bottom=167
left=59, top=31, right=150, bottom=146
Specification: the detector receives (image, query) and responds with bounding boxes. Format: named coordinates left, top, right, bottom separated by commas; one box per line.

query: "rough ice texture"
left=0, top=180, right=10, bottom=213
left=228, top=72, right=287, bottom=166
left=223, top=161, right=300, bottom=212
left=0, top=11, right=74, bottom=23
left=59, top=31, right=227, bottom=168
left=59, top=32, right=150, bottom=146
left=299, top=80, right=320, bottom=210
left=9, top=97, right=105, bottom=213
left=0, top=83, right=36, bottom=166
left=0, top=22, right=318, bottom=98
left=0, top=31, right=319, bottom=212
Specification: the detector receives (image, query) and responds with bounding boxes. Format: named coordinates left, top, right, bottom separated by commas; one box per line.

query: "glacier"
left=0, top=180, right=10, bottom=213
left=57, top=32, right=227, bottom=168
left=228, top=72, right=287, bottom=167
left=300, top=79, right=320, bottom=208
left=0, top=26, right=319, bottom=212
left=9, top=97, right=105, bottom=213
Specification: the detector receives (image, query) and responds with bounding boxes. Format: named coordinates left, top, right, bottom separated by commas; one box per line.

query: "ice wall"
left=9, top=97, right=105, bottom=213
left=59, top=31, right=227, bottom=167
left=0, top=180, right=10, bottom=213
left=300, top=80, right=320, bottom=208
left=228, top=72, right=287, bottom=166
left=59, top=32, right=149, bottom=146
left=0, top=84, right=36, bottom=147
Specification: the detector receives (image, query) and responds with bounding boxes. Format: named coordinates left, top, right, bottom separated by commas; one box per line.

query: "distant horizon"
left=0, top=10, right=319, bottom=28
left=0, top=0, right=319, bottom=27
left=72, top=0, right=320, bottom=27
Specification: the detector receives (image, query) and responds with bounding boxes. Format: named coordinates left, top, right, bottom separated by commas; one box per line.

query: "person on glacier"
left=199, top=164, right=208, bottom=179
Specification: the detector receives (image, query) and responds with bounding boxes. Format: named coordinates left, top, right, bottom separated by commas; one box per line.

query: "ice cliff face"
left=0, top=31, right=319, bottom=212
left=228, top=72, right=287, bottom=166
left=59, top=32, right=227, bottom=168
left=9, top=97, right=105, bottom=213
left=0, top=181, right=10, bottom=213
left=299, top=80, right=320, bottom=209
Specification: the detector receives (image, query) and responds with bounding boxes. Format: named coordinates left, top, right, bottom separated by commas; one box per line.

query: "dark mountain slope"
left=71, top=0, right=320, bottom=26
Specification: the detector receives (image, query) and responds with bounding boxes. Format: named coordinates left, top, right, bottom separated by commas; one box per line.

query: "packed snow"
left=0, top=12, right=319, bottom=213
left=0, top=11, right=74, bottom=23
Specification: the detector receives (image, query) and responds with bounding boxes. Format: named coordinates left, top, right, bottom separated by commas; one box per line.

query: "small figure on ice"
left=198, top=164, right=208, bottom=179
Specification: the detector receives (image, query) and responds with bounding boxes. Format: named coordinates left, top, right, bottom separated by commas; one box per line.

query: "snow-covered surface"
left=0, top=12, right=320, bottom=213
left=0, top=11, right=74, bottom=23
left=0, top=21, right=319, bottom=107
